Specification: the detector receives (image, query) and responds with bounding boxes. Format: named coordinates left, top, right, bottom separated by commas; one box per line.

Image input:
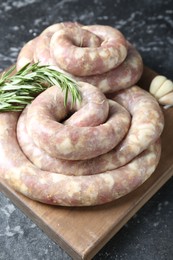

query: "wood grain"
left=0, top=67, right=173, bottom=260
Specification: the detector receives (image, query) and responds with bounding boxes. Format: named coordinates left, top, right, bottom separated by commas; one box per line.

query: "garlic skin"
left=149, top=75, right=173, bottom=106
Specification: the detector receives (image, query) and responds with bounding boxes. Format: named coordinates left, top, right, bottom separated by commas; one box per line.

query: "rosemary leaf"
left=0, top=63, right=81, bottom=112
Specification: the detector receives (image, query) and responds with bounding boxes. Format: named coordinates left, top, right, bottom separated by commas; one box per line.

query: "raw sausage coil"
left=49, top=24, right=127, bottom=76
left=16, top=22, right=143, bottom=93
left=0, top=111, right=161, bottom=206
left=22, top=83, right=130, bottom=160
left=0, top=84, right=164, bottom=206
left=0, top=22, right=164, bottom=206
left=17, top=86, right=164, bottom=176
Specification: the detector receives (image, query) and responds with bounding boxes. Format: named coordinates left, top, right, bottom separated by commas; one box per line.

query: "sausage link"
left=0, top=112, right=161, bottom=206
left=50, top=24, right=127, bottom=76
left=17, top=98, right=130, bottom=174
left=16, top=23, right=142, bottom=94
left=3, top=23, right=164, bottom=206
left=23, top=83, right=130, bottom=160
left=17, top=86, right=163, bottom=176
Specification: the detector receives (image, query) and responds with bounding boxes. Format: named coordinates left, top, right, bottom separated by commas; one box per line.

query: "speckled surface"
left=0, top=0, right=173, bottom=259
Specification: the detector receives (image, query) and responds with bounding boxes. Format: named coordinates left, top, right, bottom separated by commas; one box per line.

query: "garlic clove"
left=149, top=75, right=167, bottom=95
left=149, top=74, right=173, bottom=107
left=155, top=79, right=173, bottom=98
left=158, top=92, right=173, bottom=105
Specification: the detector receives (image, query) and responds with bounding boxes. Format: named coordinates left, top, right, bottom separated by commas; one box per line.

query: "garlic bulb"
left=149, top=75, right=173, bottom=106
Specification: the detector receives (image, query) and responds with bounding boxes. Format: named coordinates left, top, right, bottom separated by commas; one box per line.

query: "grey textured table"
left=0, top=0, right=173, bottom=259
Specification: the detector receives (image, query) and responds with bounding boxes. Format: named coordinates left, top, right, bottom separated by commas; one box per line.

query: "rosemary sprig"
left=0, top=63, right=81, bottom=112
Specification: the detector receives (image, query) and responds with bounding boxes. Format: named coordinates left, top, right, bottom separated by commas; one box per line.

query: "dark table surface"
left=0, top=0, right=173, bottom=259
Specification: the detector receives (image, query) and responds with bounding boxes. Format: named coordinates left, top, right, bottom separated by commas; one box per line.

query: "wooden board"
left=0, top=67, right=173, bottom=260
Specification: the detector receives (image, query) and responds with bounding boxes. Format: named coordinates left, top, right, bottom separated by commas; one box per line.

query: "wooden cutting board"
left=0, top=67, right=173, bottom=260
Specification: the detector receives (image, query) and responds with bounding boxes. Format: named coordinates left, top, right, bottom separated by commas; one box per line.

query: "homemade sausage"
left=0, top=112, right=161, bottom=206
left=0, top=22, right=164, bottom=206
left=17, top=22, right=82, bottom=70
left=19, top=82, right=130, bottom=160
left=50, top=24, right=127, bottom=76
left=17, top=86, right=164, bottom=176
left=16, top=22, right=142, bottom=93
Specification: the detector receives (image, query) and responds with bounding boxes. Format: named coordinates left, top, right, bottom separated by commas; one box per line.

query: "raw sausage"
left=16, top=22, right=142, bottom=93
left=19, top=82, right=131, bottom=160
left=17, top=86, right=164, bottom=176
left=0, top=112, right=161, bottom=206
left=50, top=24, right=127, bottom=76
left=17, top=22, right=80, bottom=70
left=0, top=22, right=164, bottom=206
